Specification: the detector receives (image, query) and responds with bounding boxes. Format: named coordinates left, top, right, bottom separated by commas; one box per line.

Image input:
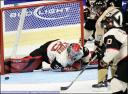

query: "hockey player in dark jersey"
left=4, top=39, right=89, bottom=73
left=90, top=0, right=124, bottom=89
left=94, top=7, right=128, bottom=94
left=82, top=0, right=109, bottom=44
left=81, top=0, right=97, bottom=44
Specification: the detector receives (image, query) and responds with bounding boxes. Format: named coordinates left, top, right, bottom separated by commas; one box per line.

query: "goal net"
left=0, top=0, right=84, bottom=74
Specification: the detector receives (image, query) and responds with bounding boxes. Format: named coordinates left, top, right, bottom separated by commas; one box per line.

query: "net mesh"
left=3, top=1, right=83, bottom=58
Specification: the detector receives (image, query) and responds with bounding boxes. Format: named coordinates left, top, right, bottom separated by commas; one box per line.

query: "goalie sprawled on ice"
left=4, top=39, right=90, bottom=73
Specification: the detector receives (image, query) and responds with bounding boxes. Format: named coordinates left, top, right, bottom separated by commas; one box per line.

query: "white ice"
left=1, top=68, right=112, bottom=93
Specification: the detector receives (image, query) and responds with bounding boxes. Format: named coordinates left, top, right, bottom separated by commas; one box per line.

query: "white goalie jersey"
left=47, top=40, right=84, bottom=67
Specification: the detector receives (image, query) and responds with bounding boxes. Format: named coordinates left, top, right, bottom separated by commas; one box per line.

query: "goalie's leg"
left=4, top=56, right=43, bottom=73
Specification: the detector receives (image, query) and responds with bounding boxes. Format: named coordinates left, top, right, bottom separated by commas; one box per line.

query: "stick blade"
left=61, top=86, right=69, bottom=90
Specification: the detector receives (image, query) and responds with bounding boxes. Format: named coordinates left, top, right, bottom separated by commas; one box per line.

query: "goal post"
left=0, top=0, right=84, bottom=74
left=0, top=9, right=4, bottom=75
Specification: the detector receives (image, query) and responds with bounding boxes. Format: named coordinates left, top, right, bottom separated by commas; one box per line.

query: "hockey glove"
left=94, top=40, right=100, bottom=47
left=50, top=58, right=63, bottom=71
left=90, top=47, right=104, bottom=62
left=95, top=47, right=104, bottom=60
left=99, top=60, right=109, bottom=69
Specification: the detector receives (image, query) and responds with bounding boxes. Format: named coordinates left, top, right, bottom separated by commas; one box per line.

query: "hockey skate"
left=92, top=81, right=109, bottom=92
left=92, top=81, right=108, bottom=88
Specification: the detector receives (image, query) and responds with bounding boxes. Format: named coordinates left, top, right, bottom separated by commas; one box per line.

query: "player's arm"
left=50, top=58, right=63, bottom=71
left=50, top=58, right=83, bottom=72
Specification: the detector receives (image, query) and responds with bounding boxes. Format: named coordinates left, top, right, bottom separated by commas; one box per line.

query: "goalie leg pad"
left=4, top=56, right=43, bottom=73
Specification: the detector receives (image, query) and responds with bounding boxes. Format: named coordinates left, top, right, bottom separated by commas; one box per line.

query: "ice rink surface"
left=1, top=68, right=112, bottom=93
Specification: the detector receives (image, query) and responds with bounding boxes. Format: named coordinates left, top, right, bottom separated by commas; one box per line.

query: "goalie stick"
left=60, top=55, right=97, bottom=90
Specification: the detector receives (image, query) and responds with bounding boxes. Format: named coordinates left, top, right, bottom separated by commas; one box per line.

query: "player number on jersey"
left=107, top=38, right=112, bottom=44
left=51, top=41, right=69, bottom=54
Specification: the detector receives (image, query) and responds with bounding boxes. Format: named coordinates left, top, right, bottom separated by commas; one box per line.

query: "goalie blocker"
left=4, top=39, right=92, bottom=73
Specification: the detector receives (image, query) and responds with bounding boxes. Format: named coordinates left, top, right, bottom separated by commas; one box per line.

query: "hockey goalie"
left=4, top=39, right=90, bottom=74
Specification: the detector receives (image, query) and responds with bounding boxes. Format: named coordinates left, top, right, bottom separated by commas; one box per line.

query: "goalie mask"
left=67, top=43, right=83, bottom=61
left=101, top=9, right=123, bottom=29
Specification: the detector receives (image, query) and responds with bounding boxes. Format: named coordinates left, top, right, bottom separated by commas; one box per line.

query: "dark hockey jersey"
left=103, top=28, right=127, bottom=65
left=103, top=28, right=128, bottom=82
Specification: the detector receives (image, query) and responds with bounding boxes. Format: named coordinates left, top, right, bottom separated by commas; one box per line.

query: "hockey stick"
left=60, top=55, right=97, bottom=90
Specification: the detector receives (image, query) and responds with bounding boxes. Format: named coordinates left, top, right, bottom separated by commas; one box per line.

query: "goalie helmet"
left=101, top=9, right=123, bottom=29
left=67, top=43, right=83, bottom=61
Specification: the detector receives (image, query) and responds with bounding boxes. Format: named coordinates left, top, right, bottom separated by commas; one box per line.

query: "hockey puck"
left=5, top=76, right=9, bottom=80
